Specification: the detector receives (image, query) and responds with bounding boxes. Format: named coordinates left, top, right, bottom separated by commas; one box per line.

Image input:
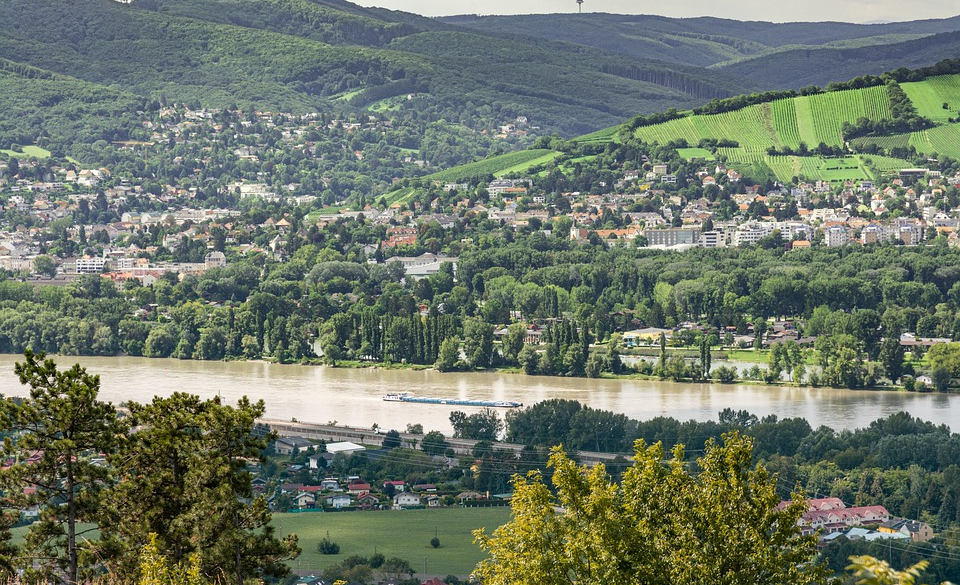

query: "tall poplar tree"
left=0, top=351, right=124, bottom=584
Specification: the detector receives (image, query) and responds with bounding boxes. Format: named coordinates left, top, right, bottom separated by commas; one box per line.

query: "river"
left=0, top=355, right=955, bottom=434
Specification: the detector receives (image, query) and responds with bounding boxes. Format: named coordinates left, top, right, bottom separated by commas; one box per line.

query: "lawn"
left=276, top=507, right=512, bottom=576
left=676, top=147, right=716, bottom=161
left=1, top=145, right=51, bottom=159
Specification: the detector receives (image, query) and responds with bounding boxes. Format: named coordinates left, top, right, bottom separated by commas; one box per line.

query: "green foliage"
left=0, top=350, right=124, bottom=584
left=138, top=534, right=207, bottom=585
left=473, top=432, right=826, bottom=585
left=318, top=535, right=341, bottom=555
left=846, top=555, right=938, bottom=585
left=426, top=150, right=559, bottom=183
left=101, top=392, right=300, bottom=583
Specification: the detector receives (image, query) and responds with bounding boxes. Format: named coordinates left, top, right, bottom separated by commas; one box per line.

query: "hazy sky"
left=355, top=0, right=960, bottom=24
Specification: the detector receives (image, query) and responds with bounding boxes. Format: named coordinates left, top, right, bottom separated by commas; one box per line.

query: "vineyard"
left=425, top=149, right=559, bottom=182
left=902, top=74, right=960, bottom=122
left=634, top=84, right=892, bottom=153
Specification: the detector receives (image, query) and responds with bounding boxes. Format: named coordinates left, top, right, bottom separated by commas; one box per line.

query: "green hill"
left=591, top=70, right=960, bottom=183
left=0, top=0, right=750, bottom=139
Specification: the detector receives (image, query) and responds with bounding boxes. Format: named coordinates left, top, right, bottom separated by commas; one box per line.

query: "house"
left=293, top=492, right=316, bottom=509
left=320, top=478, right=341, bottom=491
left=425, top=495, right=441, bottom=507
left=309, top=453, right=334, bottom=469
left=347, top=481, right=371, bottom=494
left=413, top=483, right=437, bottom=493
left=356, top=492, right=380, bottom=507
left=622, top=328, right=672, bottom=347
left=422, top=579, right=448, bottom=585
left=325, top=494, right=351, bottom=509
left=274, top=436, right=314, bottom=455
left=383, top=480, right=406, bottom=492
left=394, top=493, right=421, bottom=508
left=879, top=518, right=934, bottom=542
left=457, top=491, right=484, bottom=503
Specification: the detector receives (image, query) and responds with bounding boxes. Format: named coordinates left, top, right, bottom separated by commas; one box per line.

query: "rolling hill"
left=620, top=70, right=960, bottom=183
left=0, top=0, right=749, bottom=139
left=423, top=65, right=960, bottom=186
left=441, top=13, right=960, bottom=70
left=723, top=31, right=960, bottom=89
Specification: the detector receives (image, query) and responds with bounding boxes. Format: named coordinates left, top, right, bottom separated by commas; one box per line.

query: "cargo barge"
left=383, top=392, right=522, bottom=408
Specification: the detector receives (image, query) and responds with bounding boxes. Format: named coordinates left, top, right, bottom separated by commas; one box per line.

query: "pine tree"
left=0, top=351, right=124, bottom=584
left=100, top=393, right=300, bottom=584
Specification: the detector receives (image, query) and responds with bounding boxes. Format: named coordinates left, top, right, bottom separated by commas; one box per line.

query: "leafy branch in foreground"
left=473, top=432, right=826, bottom=585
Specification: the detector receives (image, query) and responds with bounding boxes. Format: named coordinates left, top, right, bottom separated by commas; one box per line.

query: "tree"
left=100, top=393, right=299, bottom=584
left=422, top=430, right=448, bottom=455
left=474, top=432, right=825, bottom=585
left=449, top=409, right=503, bottom=441
left=879, top=338, right=906, bottom=382
left=463, top=318, right=494, bottom=368
left=32, top=255, right=57, bottom=278
left=0, top=351, right=124, bottom=584
left=435, top=336, right=460, bottom=372
left=845, top=556, right=944, bottom=585
left=931, top=366, right=952, bottom=392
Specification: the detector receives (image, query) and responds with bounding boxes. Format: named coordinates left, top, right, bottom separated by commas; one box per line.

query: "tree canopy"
left=474, top=432, right=826, bottom=585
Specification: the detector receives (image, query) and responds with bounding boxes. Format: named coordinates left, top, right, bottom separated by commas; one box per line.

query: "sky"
left=353, top=0, right=960, bottom=24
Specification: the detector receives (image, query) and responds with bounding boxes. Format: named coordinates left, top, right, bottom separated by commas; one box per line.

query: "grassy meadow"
left=275, top=507, right=512, bottom=575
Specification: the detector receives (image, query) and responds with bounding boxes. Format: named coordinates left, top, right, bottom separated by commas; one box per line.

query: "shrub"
left=318, top=534, right=340, bottom=555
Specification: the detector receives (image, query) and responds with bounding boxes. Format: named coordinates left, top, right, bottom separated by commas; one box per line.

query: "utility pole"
left=577, top=0, right=583, bottom=12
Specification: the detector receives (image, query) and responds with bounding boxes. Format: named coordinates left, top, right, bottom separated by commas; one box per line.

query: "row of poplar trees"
left=0, top=351, right=300, bottom=585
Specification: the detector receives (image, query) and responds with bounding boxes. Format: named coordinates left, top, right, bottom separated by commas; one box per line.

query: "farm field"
left=909, top=124, right=960, bottom=159
left=426, top=149, right=558, bottom=182
left=275, top=507, right=512, bottom=576
left=576, top=125, right=619, bottom=144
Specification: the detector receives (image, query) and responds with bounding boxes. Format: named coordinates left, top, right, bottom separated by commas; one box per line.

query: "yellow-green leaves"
left=473, top=432, right=826, bottom=585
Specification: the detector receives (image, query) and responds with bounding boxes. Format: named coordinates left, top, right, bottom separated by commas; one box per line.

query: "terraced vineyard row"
left=771, top=99, right=801, bottom=149
left=861, top=155, right=917, bottom=172
left=902, top=74, right=960, bottom=122
left=793, top=85, right=891, bottom=147
left=921, top=125, right=960, bottom=159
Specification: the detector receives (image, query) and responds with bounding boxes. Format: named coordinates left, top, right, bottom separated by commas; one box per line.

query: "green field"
left=426, top=149, right=558, bottom=182
left=634, top=85, right=891, bottom=152
left=381, top=186, right=418, bottom=206
left=902, top=75, right=960, bottom=122
left=276, top=507, right=512, bottom=575
left=676, top=147, right=716, bottom=161
left=576, top=125, right=620, bottom=144
left=1, top=145, right=51, bottom=159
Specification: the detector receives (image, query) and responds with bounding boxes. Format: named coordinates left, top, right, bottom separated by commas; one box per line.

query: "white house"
left=393, top=493, right=421, bottom=508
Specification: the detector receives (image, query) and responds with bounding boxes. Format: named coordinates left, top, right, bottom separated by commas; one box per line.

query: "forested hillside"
left=725, top=31, right=960, bottom=89
left=0, top=0, right=745, bottom=138
left=442, top=13, right=960, bottom=70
